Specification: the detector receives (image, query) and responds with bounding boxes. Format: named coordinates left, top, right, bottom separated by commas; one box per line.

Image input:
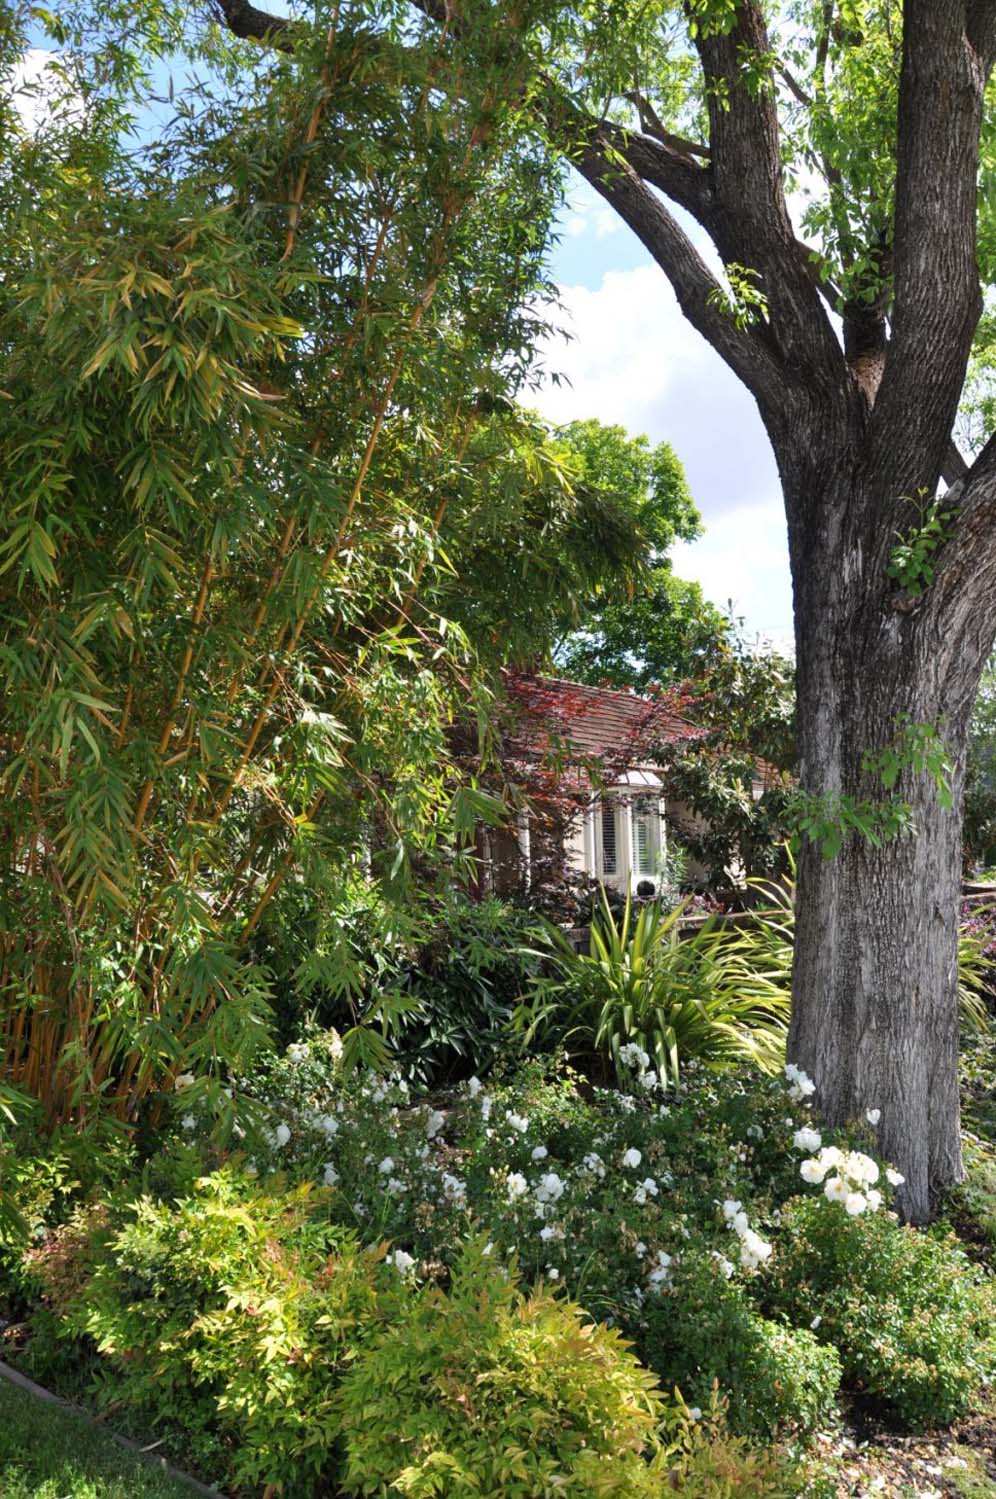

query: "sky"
left=533, top=177, right=796, bottom=652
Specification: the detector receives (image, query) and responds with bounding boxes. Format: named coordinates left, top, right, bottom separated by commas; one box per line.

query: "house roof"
left=502, top=673, right=704, bottom=787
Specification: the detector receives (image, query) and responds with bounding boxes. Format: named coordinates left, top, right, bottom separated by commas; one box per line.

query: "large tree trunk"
left=784, top=463, right=988, bottom=1223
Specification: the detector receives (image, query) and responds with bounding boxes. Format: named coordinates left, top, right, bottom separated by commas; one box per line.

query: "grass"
left=0, top=1376, right=207, bottom=1499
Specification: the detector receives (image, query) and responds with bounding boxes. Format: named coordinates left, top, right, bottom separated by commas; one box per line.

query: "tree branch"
left=689, top=0, right=844, bottom=383
left=622, top=91, right=710, bottom=159
left=570, top=126, right=786, bottom=409
left=870, top=3, right=988, bottom=488
left=213, top=0, right=296, bottom=49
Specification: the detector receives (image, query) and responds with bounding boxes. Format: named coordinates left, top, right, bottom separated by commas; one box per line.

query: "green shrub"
left=516, top=888, right=789, bottom=1086
left=64, top=1170, right=382, bottom=1494
left=763, top=1196, right=996, bottom=1427
left=389, top=896, right=548, bottom=1086
left=336, top=1241, right=667, bottom=1499
left=660, top=1393, right=812, bottom=1498
left=639, top=1253, right=840, bottom=1440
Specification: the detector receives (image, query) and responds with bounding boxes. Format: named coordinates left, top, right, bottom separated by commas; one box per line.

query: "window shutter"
left=600, top=802, right=617, bottom=875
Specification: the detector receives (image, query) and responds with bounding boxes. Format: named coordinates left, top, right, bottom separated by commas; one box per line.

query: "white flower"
left=866, top=1108, right=881, bottom=1126
left=633, top=1187, right=648, bottom=1205
left=323, top=1163, right=339, bottom=1187
left=480, top=1096, right=492, bottom=1121
left=467, top=1075, right=482, bottom=1097
left=793, top=1127, right=822, bottom=1153
left=688, top=1407, right=702, bottom=1422
left=810, top=1314, right=822, bottom=1330
left=174, top=1072, right=195, bottom=1091
left=638, top=1177, right=659, bottom=1197
left=274, top=1123, right=291, bottom=1149
left=866, top=1189, right=882, bottom=1212
left=845, top=1192, right=867, bottom=1216
left=731, top=1210, right=750, bottom=1238
left=531, top=1145, right=548, bottom=1162
left=635, top=1241, right=647, bottom=1259
left=318, top=1115, right=339, bottom=1137
left=581, top=1152, right=606, bottom=1178
left=181, top=1114, right=195, bottom=1132
left=647, top=1250, right=673, bottom=1291
left=378, top=1156, right=395, bottom=1175
left=286, top=1042, right=310, bottom=1063
left=387, top=1249, right=415, bottom=1276
left=546, top=1267, right=559, bottom=1281
left=746, top=1124, right=764, bottom=1141
left=886, top=1167, right=905, bottom=1187
left=784, top=1062, right=816, bottom=1101
left=711, top=1252, right=735, bottom=1279
left=844, top=1151, right=879, bottom=1185
left=506, top=1172, right=528, bottom=1201
left=722, top=1199, right=742, bottom=1220
left=824, top=1175, right=849, bottom=1203
left=535, top=1172, right=565, bottom=1204
left=739, top=1229, right=772, bottom=1270
left=540, top=1225, right=557, bottom=1241
left=386, top=1177, right=405, bottom=1196
left=800, top=1158, right=826, bottom=1184
left=621, top=1148, right=642, bottom=1169
left=505, top=1111, right=528, bottom=1134
left=442, top=1173, right=466, bottom=1205
left=426, top=1109, right=445, bottom=1139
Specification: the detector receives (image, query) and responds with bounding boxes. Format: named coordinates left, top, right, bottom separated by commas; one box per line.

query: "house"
left=476, top=673, right=708, bottom=900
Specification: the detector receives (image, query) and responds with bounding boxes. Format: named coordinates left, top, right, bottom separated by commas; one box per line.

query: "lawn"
left=0, top=1377, right=209, bottom=1499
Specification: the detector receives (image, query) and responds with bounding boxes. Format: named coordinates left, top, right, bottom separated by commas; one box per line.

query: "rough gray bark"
left=221, top=0, right=996, bottom=1218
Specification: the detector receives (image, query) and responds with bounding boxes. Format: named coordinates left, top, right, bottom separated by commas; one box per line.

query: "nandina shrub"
left=638, top=1252, right=841, bottom=1440
left=761, top=1195, right=996, bottom=1428
left=335, top=1240, right=669, bottom=1499
left=63, top=1170, right=382, bottom=1494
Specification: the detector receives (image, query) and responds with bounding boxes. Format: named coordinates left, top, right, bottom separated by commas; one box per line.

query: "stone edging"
left=0, top=1357, right=227, bottom=1498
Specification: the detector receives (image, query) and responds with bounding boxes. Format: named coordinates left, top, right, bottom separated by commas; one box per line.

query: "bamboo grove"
left=0, top=0, right=571, bottom=1126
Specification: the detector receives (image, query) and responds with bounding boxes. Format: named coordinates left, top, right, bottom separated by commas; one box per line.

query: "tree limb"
left=213, top=0, right=296, bottom=49
left=571, top=125, right=786, bottom=409
left=689, top=0, right=843, bottom=383
left=622, top=91, right=710, bottom=159
left=870, top=3, right=989, bottom=488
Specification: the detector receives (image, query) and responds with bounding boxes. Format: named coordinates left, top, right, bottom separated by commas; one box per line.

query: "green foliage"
left=706, top=263, right=770, bottom=332
left=441, top=417, right=699, bottom=670
left=388, top=897, right=548, bottom=1085
left=965, top=652, right=996, bottom=871
left=516, top=887, right=790, bottom=1085
left=0, top=0, right=574, bottom=1122
left=61, top=1171, right=383, bottom=1493
left=659, top=1391, right=810, bottom=1499
left=640, top=1254, right=840, bottom=1440
left=336, top=1240, right=667, bottom=1499
left=886, top=493, right=958, bottom=597
left=558, top=565, right=727, bottom=693
left=652, top=628, right=797, bottom=886
left=763, top=1196, right=996, bottom=1429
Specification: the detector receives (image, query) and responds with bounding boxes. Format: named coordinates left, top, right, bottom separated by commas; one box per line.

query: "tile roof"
left=503, top=672, right=704, bottom=780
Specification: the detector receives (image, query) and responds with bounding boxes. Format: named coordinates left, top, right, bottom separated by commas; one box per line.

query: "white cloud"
left=531, top=264, right=795, bottom=642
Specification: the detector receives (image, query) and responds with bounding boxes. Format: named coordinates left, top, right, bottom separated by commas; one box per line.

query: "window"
left=600, top=801, right=617, bottom=875
left=631, top=796, right=659, bottom=877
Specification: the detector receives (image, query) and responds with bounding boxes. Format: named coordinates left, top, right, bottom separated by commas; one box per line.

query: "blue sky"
left=535, top=177, right=795, bottom=651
